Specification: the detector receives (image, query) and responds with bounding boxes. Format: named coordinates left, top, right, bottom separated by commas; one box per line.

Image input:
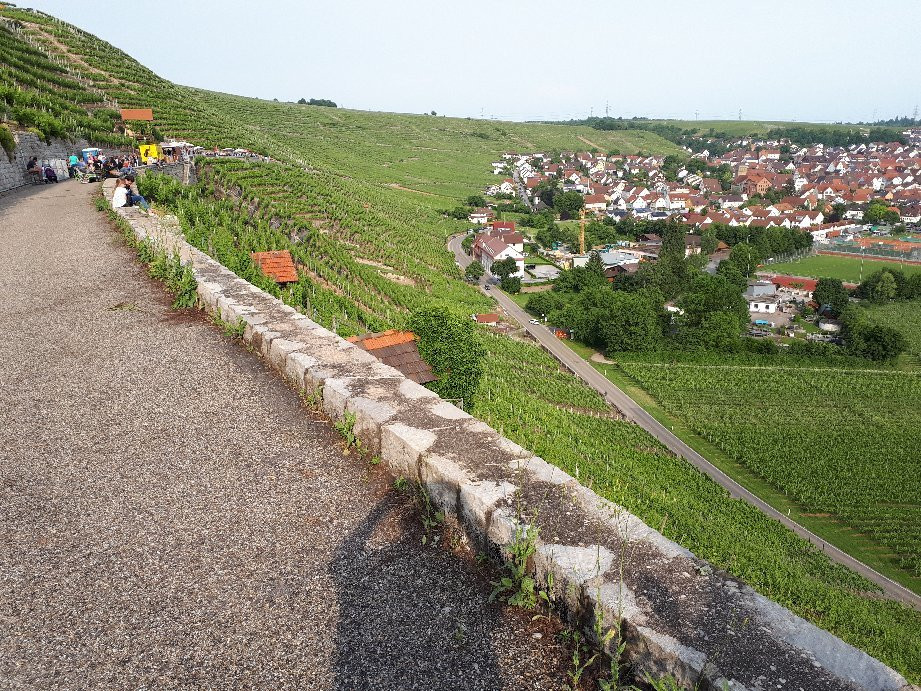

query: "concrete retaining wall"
left=102, top=177, right=915, bottom=691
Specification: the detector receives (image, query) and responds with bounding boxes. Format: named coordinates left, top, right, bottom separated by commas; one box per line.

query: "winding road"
left=448, top=234, right=921, bottom=610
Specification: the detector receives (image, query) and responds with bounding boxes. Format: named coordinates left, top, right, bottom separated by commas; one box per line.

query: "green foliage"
left=729, top=242, right=761, bottom=276
left=554, top=190, right=585, bottom=219
left=840, top=306, right=908, bottom=362
left=491, top=256, right=518, bottom=281
left=0, top=124, right=15, bottom=161
left=813, top=277, right=851, bottom=315
left=334, top=411, right=362, bottom=453
left=489, top=523, right=539, bottom=608
left=499, top=276, right=521, bottom=293
left=864, top=201, right=900, bottom=225
left=464, top=259, right=484, bottom=281
left=148, top=250, right=198, bottom=309
left=408, top=305, right=485, bottom=407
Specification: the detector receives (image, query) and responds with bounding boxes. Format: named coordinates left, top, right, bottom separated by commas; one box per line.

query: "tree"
left=554, top=191, right=585, bottom=220
left=863, top=201, right=899, bottom=225
left=491, top=257, right=518, bottom=281
left=408, top=306, right=485, bottom=407
left=677, top=274, right=749, bottom=332
left=681, top=311, right=743, bottom=352
left=461, top=234, right=474, bottom=255
left=464, top=260, right=484, bottom=281
left=840, top=306, right=906, bottom=362
left=466, top=194, right=486, bottom=208
left=500, top=276, right=521, bottom=293
left=813, top=277, right=850, bottom=315
left=297, top=98, right=307, bottom=105
left=716, top=260, right=748, bottom=291
left=729, top=242, right=761, bottom=276
left=826, top=202, right=847, bottom=223
left=872, top=271, right=898, bottom=302
left=599, top=290, right=665, bottom=353
left=701, top=227, right=719, bottom=255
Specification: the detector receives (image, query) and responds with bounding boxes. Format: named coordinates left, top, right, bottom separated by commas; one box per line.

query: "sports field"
left=767, top=254, right=921, bottom=283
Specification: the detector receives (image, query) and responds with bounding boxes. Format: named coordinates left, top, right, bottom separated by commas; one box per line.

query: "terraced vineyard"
left=472, top=337, right=921, bottom=680
left=7, top=3, right=921, bottom=680
left=613, top=359, right=921, bottom=579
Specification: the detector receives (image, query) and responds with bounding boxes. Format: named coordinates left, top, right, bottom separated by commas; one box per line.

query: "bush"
left=408, top=306, right=485, bottom=408
left=0, top=125, right=15, bottom=162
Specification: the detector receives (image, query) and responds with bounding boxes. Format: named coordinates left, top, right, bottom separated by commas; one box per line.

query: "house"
left=479, top=236, right=525, bottom=278
left=469, top=207, right=495, bottom=224
left=684, top=234, right=702, bottom=256
left=499, top=179, right=516, bottom=195
left=347, top=330, right=436, bottom=384
left=474, top=313, right=500, bottom=325
left=767, top=275, right=817, bottom=299
left=250, top=250, right=298, bottom=284
left=603, top=263, right=639, bottom=282
left=747, top=297, right=778, bottom=314
left=583, top=194, right=608, bottom=214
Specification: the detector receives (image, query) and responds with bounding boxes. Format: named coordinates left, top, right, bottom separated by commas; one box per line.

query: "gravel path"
left=0, top=181, right=572, bottom=690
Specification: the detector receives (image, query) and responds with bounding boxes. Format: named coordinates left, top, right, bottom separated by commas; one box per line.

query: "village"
left=463, top=128, right=921, bottom=341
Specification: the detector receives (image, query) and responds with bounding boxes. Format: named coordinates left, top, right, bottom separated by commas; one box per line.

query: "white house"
left=480, top=237, right=525, bottom=278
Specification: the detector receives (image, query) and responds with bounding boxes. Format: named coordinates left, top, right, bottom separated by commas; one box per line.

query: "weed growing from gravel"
left=334, top=412, right=361, bottom=454
left=564, top=630, right=599, bottom=690
left=393, top=476, right=409, bottom=492
left=212, top=314, right=246, bottom=340
left=413, top=482, right=446, bottom=546
left=489, top=523, right=539, bottom=608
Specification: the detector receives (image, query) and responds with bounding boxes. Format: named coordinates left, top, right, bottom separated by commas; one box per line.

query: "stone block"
left=380, top=423, right=436, bottom=480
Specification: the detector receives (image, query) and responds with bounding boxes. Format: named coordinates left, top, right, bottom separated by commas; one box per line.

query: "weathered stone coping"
left=102, top=177, right=915, bottom=691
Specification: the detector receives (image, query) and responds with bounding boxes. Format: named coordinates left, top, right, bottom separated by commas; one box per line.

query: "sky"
left=19, top=0, right=921, bottom=124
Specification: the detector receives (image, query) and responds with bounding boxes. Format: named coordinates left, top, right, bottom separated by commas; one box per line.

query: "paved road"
left=449, top=234, right=921, bottom=610
left=0, top=181, right=576, bottom=689
left=511, top=169, right=534, bottom=211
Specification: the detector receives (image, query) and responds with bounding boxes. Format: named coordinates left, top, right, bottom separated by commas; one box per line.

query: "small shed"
left=347, top=330, right=436, bottom=384
left=250, top=250, right=298, bottom=284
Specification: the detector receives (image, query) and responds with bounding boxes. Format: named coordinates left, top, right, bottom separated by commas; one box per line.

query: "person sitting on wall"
left=123, top=175, right=149, bottom=212
left=111, top=177, right=129, bottom=210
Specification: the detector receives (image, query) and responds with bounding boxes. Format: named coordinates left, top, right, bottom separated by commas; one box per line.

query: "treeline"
left=559, top=116, right=733, bottom=155
left=764, top=125, right=905, bottom=148
left=522, top=220, right=904, bottom=363
left=296, top=98, right=337, bottom=108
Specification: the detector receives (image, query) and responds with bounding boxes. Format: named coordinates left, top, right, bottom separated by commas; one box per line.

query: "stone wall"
left=0, top=130, right=90, bottom=193
left=101, top=176, right=916, bottom=691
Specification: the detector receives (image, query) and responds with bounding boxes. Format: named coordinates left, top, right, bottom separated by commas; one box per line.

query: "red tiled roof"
left=347, top=330, right=436, bottom=384
left=120, top=108, right=154, bottom=121
left=250, top=250, right=299, bottom=283
left=475, top=313, right=499, bottom=323
left=770, top=275, right=818, bottom=292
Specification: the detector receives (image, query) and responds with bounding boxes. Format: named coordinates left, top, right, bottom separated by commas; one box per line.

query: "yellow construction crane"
left=579, top=206, right=586, bottom=255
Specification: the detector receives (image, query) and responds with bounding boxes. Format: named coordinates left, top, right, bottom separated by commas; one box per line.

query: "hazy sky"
left=21, top=0, right=921, bottom=123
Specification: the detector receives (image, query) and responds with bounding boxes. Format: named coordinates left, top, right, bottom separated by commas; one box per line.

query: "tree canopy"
left=408, top=306, right=485, bottom=407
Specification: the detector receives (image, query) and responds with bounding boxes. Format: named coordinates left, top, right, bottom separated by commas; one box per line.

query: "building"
left=478, top=236, right=524, bottom=278
left=347, top=330, right=436, bottom=384
left=250, top=250, right=298, bottom=284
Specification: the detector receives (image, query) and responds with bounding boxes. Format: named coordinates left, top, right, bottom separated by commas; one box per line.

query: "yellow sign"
left=138, top=143, right=160, bottom=164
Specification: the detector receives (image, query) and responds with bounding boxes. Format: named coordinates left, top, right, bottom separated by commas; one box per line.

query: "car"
left=484, top=285, right=490, bottom=291
left=529, top=319, right=540, bottom=325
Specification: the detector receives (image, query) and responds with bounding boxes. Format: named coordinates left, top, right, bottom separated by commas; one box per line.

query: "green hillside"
left=0, top=4, right=677, bottom=199
left=4, top=5, right=920, bottom=681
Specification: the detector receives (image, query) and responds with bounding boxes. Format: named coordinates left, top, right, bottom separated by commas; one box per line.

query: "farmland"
left=611, top=355, right=921, bottom=581
left=864, top=301, right=921, bottom=356
left=766, top=253, right=921, bottom=283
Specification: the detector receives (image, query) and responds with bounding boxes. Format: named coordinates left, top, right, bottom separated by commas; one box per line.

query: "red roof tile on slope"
left=250, top=250, right=299, bottom=284
left=346, top=330, right=437, bottom=384
left=120, top=108, right=154, bottom=121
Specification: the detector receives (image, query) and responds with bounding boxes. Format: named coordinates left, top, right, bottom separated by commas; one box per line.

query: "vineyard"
left=611, top=358, right=921, bottom=580
left=473, top=337, right=921, bottom=681
left=7, top=3, right=921, bottom=680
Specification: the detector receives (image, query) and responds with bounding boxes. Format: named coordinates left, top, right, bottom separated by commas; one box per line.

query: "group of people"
left=67, top=152, right=139, bottom=183
left=26, top=157, right=59, bottom=184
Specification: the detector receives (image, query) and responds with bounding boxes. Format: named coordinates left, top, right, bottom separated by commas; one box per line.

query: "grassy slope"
left=9, top=5, right=921, bottom=680
left=767, top=254, right=921, bottom=282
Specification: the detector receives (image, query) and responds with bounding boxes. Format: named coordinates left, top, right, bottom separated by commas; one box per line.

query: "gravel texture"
left=0, top=181, right=572, bottom=690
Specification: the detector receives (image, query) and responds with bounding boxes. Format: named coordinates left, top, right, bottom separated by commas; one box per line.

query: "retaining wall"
left=102, top=177, right=915, bottom=691
left=0, top=131, right=89, bottom=193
